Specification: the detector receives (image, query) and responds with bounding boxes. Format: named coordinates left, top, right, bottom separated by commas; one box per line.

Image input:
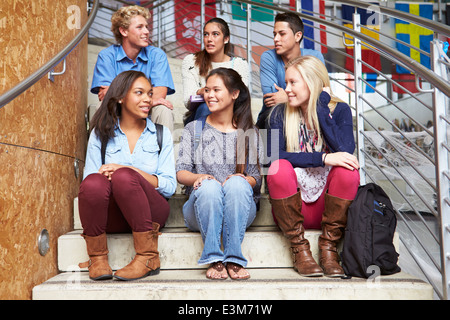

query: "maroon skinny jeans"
left=78, top=167, right=170, bottom=236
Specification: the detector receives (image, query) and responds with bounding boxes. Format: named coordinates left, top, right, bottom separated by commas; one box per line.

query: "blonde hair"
left=283, top=55, right=344, bottom=152
left=111, top=6, right=150, bottom=45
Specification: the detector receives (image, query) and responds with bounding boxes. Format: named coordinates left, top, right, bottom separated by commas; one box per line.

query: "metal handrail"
left=0, top=0, right=100, bottom=109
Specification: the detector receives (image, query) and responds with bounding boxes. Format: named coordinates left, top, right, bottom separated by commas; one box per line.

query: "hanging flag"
left=392, top=73, right=420, bottom=94
left=342, top=4, right=381, bottom=74
left=300, top=0, right=327, bottom=53
left=395, top=2, right=433, bottom=74
left=173, top=0, right=217, bottom=56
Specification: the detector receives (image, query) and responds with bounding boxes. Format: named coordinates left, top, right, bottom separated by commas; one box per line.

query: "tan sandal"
left=226, top=262, right=250, bottom=280
left=206, top=261, right=228, bottom=280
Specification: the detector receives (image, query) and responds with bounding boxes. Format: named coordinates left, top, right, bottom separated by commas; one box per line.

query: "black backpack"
left=341, top=183, right=401, bottom=278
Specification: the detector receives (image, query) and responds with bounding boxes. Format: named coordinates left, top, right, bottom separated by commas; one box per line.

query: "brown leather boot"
left=114, top=222, right=162, bottom=281
left=319, top=193, right=352, bottom=277
left=270, top=192, right=323, bottom=277
left=78, top=233, right=113, bottom=280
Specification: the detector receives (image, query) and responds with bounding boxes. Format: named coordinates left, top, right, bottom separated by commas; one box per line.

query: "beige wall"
left=0, top=0, right=88, bottom=299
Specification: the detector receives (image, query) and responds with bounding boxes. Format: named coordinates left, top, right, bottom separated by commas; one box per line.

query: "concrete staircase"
left=33, top=195, right=433, bottom=300
left=31, top=47, right=434, bottom=300
left=32, top=194, right=433, bottom=300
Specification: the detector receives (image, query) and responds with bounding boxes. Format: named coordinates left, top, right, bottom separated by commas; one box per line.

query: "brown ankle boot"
left=270, top=192, right=323, bottom=277
left=78, top=233, right=113, bottom=280
left=114, top=222, right=162, bottom=281
left=319, top=193, right=352, bottom=277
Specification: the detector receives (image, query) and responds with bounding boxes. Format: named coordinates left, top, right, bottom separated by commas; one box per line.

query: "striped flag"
left=300, top=0, right=327, bottom=53
left=395, top=3, right=433, bottom=74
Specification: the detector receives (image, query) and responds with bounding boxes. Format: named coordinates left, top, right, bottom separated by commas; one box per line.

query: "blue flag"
left=395, top=3, right=433, bottom=74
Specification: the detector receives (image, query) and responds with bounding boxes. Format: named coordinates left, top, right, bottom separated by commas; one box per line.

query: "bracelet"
left=323, top=153, right=328, bottom=166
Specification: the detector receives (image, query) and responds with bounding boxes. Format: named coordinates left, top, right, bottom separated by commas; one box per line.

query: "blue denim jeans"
left=183, top=176, right=257, bottom=267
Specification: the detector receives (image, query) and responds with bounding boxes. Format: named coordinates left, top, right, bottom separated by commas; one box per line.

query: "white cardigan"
left=181, top=53, right=249, bottom=107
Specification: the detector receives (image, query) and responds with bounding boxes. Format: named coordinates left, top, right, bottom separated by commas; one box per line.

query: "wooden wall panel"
left=0, top=0, right=88, bottom=299
left=0, top=145, right=80, bottom=299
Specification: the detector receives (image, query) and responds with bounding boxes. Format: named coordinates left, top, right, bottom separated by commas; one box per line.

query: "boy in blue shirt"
left=257, top=12, right=325, bottom=129
left=91, top=5, right=175, bottom=131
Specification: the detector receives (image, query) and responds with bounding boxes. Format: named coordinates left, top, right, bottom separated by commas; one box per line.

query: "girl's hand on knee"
left=193, top=174, right=215, bottom=190
left=98, top=164, right=124, bottom=180
left=223, top=173, right=245, bottom=185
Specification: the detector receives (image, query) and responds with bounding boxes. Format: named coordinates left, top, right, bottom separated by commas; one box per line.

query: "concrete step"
left=58, top=227, right=297, bottom=272
left=32, top=268, right=433, bottom=300
left=58, top=226, right=400, bottom=272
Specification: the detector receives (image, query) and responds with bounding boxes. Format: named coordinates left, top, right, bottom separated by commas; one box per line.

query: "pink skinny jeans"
left=267, top=159, right=360, bottom=230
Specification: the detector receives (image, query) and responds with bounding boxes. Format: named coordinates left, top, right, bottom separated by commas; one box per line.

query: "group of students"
left=78, top=5, right=360, bottom=282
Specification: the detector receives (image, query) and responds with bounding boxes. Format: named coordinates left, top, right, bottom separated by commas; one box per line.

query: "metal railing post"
left=201, top=0, right=205, bottom=51
left=246, top=2, right=252, bottom=94
left=432, top=39, right=450, bottom=300
left=157, top=1, right=161, bottom=48
left=353, top=13, right=365, bottom=185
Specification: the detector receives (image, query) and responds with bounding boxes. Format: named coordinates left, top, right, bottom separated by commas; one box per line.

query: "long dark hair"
left=90, top=70, right=149, bottom=148
left=195, top=17, right=231, bottom=77
left=206, top=67, right=259, bottom=174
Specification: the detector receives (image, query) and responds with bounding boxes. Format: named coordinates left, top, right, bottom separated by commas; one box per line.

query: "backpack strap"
left=100, top=123, right=164, bottom=165
left=155, top=123, right=163, bottom=154
left=193, top=116, right=207, bottom=151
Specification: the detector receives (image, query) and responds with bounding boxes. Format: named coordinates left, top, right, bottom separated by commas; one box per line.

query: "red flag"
left=174, top=0, right=217, bottom=56
left=344, top=48, right=381, bottom=73
left=392, top=73, right=419, bottom=94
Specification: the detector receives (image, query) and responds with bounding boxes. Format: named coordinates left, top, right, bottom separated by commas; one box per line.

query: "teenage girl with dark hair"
left=177, top=68, right=263, bottom=280
left=182, top=18, right=249, bottom=124
left=79, top=70, right=176, bottom=281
